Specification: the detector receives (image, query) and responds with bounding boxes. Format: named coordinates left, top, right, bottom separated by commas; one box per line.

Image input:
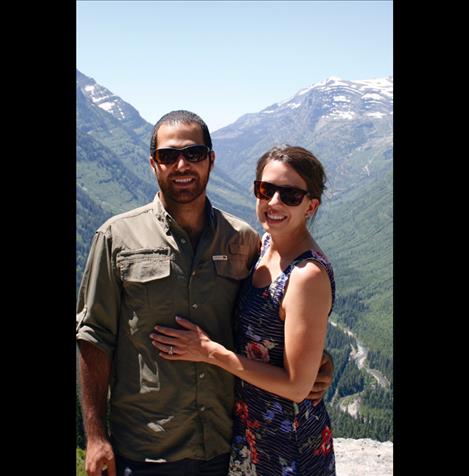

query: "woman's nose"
left=268, top=191, right=282, bottom=205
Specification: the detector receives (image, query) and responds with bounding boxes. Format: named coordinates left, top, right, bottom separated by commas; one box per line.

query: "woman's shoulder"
left=309, top=240, right=330, bottom=262
left=309, top=248, right=332, bottom=270
left=290, top=247, right=335, bottom=314
left=291, top=244, right=332, bottom=272
left=290, top=256, right=330, bottom=284
left=290, top=246, right=334, bottom=290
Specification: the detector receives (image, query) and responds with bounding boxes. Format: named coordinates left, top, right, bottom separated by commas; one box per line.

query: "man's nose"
left=175, top=154, right=190, bottom=170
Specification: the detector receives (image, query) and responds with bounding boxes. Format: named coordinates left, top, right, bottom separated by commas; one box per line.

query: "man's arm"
left=307, top=349, right=334, bottom=405
left=78, top=341, right=116, bottom=476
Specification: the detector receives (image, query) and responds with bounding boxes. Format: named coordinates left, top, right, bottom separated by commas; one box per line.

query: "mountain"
left=212, top=76, right=393, bottom=196
left=211, top=76, right=393, bottom=354
left=76, top=70, right=257, bottom=286
left=75, top=70, right=393, bottom=440
left=210, top=76, right=393, bottom=436
left=77, top=69, right=153, bottom=141
left=76, top=72, right=157, bottom=189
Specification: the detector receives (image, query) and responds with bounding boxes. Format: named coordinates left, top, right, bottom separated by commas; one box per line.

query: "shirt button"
left=200, top=405, right=206, bottom=412
left=181, top=238, right=187, bottom=244
left=199, top=372, right=205, bottom=379
left=192, top=304, right=198, bottom=310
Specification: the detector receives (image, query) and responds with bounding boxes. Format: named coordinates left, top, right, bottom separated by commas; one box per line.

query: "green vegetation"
left=336, top=361, right=365, bottom=398
left=76, top=71, right=393, bottom=448
left=327, top=404, right=393, bottom=442
left=315, top=165, right=393, bottom=359
left=76, top=448, right=86, bottom=476
left=324, top=321, right=393, bottom=442
left=367, top=350, right=393, bottom=384
left=324, top=323, right=354, bottom=401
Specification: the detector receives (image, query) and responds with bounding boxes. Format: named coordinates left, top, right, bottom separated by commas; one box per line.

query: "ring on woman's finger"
left=168, top=345, right=174, bottom=355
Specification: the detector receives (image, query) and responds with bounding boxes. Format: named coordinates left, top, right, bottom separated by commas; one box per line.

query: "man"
left=76, top=110, right=333, bottom=476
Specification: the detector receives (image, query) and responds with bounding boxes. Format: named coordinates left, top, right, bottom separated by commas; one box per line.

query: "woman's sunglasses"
left=153, top=145, right=211, bottom=165
left=253, top=180, right=310, bottom=207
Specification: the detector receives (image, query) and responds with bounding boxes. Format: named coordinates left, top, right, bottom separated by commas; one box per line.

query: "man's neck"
left=160, top=193, right=207, bottom=247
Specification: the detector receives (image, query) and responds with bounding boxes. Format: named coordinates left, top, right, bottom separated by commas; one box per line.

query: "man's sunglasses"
left=153, top=145, right=211, bottom=165
left=253, top=180, right=310, bottom=206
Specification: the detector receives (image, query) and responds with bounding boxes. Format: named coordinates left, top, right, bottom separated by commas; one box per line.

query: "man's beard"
left=157, top=169, right=211, bottom=204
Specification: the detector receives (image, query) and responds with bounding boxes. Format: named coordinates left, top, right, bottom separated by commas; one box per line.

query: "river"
left=330, top=320, right=390, bottom=417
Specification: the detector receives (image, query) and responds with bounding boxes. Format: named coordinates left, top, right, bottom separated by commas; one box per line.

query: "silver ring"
left=168, top=345, right=174, bottom=355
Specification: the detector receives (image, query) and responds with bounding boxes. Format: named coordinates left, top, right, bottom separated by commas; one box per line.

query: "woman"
left=151, top=145, right=336, bottom=475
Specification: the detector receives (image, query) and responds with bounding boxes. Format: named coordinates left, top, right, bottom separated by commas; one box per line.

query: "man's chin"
left=167, top=190, right=203, bottom=204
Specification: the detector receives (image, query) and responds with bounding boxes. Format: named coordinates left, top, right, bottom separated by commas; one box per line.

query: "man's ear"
left=150, top=156, right=157, bottom=173
left=209, top=151, right=216, bottom=171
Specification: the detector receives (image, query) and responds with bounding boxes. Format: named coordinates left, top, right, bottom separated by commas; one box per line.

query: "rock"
left=333, top=438, right=393, bottom=475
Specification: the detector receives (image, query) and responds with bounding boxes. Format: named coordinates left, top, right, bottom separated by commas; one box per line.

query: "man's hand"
left=306, top=350, right=334, bottom=406
left=85, top=438, right=116, bottom=476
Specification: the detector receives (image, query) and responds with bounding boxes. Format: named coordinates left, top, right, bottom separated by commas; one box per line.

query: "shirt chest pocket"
left=213, top=243, right=251, bottom=281
left=117, top=248, right=173, bottom=315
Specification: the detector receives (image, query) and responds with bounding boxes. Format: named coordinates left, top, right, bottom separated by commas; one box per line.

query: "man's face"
left=150, top=122, right=214, bottom=205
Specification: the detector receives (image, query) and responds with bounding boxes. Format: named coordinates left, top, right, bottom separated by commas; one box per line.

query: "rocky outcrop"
left=334, top=438, right=393, bottom=475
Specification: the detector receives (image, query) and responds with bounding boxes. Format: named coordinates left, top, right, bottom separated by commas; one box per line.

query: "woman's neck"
left=267, top=227, right=314, bottom=260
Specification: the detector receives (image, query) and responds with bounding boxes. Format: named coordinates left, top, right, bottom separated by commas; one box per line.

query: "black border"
left=9, top=3, right=77, bottom=473
left=393, top=0, right=448, bottom=473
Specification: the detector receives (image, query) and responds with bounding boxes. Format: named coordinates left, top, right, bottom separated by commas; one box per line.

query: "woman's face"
left=256, top=160, right=319, bottom=235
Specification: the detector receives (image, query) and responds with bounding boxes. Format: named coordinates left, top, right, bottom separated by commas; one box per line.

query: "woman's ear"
left=305, top=198, right=320, bottom=218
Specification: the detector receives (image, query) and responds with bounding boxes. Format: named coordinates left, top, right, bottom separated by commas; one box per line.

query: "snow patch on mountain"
left=79, top=79, right=125, bottom=119
left=330, top=110, right=355, bottom=120
left=76, top=71, right=140, bottom=122
left=260, top=76, right=393, bottom=121
left=366, top=112, right=386, bottom=119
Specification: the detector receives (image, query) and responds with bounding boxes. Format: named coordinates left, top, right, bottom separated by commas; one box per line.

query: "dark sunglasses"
left=153, top=144, right=211, bottom=165
left=253, top=180, right=310, bottom=206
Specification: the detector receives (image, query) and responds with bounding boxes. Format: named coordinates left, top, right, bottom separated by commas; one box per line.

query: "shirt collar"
left=151, top=192, right=216, bottom=234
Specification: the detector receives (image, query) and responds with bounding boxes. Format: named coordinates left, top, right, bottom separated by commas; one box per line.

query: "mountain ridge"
left=75, top=69, right=393, bottom=440
left=212, top=76, right=392, bottom=197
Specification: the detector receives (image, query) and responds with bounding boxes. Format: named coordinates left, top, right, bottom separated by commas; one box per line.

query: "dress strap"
left=254, top=233, right=271, bottom=268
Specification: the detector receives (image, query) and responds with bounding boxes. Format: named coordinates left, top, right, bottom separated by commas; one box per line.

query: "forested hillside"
left=76, top=70, right=393, bottom=446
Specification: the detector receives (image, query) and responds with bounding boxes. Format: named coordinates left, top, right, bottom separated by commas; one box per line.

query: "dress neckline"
left=251, top=247, right=327, bottom=290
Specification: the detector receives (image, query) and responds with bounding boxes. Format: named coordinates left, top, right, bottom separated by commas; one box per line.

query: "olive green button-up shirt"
left=76, top=194, right=260, bottom=463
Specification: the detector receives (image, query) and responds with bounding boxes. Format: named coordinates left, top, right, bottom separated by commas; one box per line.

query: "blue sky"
left=77, top=1, right=392, bottom=131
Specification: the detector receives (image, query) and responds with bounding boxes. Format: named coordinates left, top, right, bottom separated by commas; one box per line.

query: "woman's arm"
left=150, top=260, right=331, bottom=403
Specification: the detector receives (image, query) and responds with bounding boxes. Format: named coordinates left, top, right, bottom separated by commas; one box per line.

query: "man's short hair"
left=150, top=110, right=212, bottom=159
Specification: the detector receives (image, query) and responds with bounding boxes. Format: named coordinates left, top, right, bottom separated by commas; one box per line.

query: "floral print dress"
left=228, top=234, right=336, bottom=476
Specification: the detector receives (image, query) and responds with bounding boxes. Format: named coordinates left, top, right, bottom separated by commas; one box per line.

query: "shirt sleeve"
left=247, top=229, right=262, bottom=268
left=76, top=229, right=121, bottom=359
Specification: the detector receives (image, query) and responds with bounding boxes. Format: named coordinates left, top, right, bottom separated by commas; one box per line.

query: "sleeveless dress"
left=228, top=234, right=336, bottom=476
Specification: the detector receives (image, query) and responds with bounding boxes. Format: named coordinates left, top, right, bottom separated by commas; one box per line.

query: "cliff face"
left=334, top=438, right=393, bottom=475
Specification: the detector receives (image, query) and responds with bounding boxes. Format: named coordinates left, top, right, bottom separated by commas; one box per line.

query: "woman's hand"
left=150, top=316, right=219, bottom=362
